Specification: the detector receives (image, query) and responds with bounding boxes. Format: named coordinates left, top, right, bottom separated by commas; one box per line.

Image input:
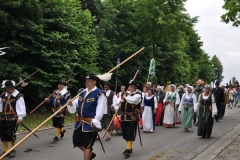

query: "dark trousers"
left=215, top=103, right=222, bottom=120
left=121, top=121, right=138, bottom=141
left=0, top=120, right=18, bottom=142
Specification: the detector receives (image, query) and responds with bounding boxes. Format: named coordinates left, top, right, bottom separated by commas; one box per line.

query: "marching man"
left=67, top=73, right=107, bottom=160
left=45, top=80, right=71, bottom=142
left=118, top=80, right=142, bottom=158
left=0, top=80, right=26, bottom=158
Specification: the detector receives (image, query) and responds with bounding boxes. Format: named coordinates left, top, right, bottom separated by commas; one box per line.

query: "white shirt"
left=179, top=93, right=197, bottom=111
left=141, top=95, right=158, bottom=109
left=163, top=91, right=180, bottom=105
left=117, top=90, right=142, bottom=105
left=67, top=86, right=107, bottom=121
left=0, top=89, right=26, bottom=120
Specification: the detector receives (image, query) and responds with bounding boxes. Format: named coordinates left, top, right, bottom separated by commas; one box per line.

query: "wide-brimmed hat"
left=86, top=73, right=100, bottom=83
left=103, top=81, right=111, bottom=86
left=3, top=80, right=15, bottom=88
left=58, top=79, right=66, bottom=86
left=215, top=81, right=220, bottom=85
left=129, top=80, right=138, bottom=87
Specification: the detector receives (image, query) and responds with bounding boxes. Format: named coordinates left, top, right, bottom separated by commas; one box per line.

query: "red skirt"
left=156, top=103, right=163, bottom=125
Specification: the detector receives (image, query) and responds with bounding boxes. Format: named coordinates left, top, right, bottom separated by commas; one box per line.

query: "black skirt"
left=52, top=117, right=64, bottom=128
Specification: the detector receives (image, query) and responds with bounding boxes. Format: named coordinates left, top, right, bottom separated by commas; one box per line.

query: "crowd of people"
left=0, top=75, right=239, bottom=160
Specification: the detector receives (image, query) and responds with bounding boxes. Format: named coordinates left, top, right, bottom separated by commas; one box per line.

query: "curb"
left=16, top=123, right=74, bottom=135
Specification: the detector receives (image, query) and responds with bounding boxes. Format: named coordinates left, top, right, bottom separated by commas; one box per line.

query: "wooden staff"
left=102, top=103, right=122, bottom=139
left=29, top=72, right=79, bottom=114
left=0, top=47, right=145, bottom=160
left=108, top=47, right=145, bottom=73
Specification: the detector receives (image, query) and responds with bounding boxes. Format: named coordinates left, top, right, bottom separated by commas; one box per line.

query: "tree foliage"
left=221, top=0, right=240, bottom=27
left=211, top=55, right=224, bottom=83
left=0, top=0, right=223, bottom=110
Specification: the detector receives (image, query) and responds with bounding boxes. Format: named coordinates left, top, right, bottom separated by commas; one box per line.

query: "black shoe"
left=207, top=135, right=211, bottom=138
left=124, top=149, right=131, bottom=158
left=90, top=152, right=96, bottom=160
left=202, top=135, right=206, bottom=138
left=9, top=150, right=16, bottom=158
left=60, top=130, right=66, bottom=138
left=173, top=123, right=175, bottom=126
left=216, top=120, right=220, bottom=122
left=53, top=136, right=59, bottom=142
left=123, top=148, right=132, bottom=155
left=0, top=151, right=9, bottom=157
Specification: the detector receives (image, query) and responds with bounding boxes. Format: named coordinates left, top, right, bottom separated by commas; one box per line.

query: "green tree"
left=221, top=0, right=240, bottom=27
left=211, top=55, right=224, bottom=83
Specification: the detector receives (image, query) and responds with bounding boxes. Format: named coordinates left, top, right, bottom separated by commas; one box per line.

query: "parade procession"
left=1, top=0, right=240, bottom=160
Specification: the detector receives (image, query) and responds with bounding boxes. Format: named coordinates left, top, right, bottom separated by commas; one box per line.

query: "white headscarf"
left=157, top=86, right=163, bottom=91
left=187, top=86, right=194, bottom=93
left=169, top=84, right=176, bottom=91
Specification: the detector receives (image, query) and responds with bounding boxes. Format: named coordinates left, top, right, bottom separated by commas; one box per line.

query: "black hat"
left=58, top=79, right=66, bottom=86
left=129, top=80, right=138, bottom=87
left=215, top=81, right=220, bottom=85
left=103, top=81, right=111, bottom=86
left=86, top=73, right=100, bottom=83
left=5, top=80, right=15, bottom=88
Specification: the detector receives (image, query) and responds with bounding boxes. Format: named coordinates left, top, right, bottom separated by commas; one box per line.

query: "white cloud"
left=185, top=0, right=240, bottom=84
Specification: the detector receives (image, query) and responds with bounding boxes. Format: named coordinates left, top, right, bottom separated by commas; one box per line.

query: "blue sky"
left=185, top=0, right=240, bottom=85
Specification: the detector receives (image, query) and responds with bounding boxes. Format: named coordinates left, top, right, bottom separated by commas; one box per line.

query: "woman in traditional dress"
left=142, top=88, right=157, bottom=132
left=139, top=86, right=148, bottom=129
left=179, top=86, right=197, bottom=132
left=228, top=84, right=237, bottom=109
left=196, top=85, right=217, bottom=138
left=163, top=84, right=180, bottom=128
left=155, top=86, right=165, bottom=126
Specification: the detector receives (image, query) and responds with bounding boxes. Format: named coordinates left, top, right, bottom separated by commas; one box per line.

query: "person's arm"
left=154, top=96, right=157, bottom=114
left=125, top=93, right=141, bottom=105
left=16, top=97, right=26, bottom=123
left=175, top=92, right=180, bottom=105
left=0, top=98, right=2, bottom=113
left=193, top=94, right=197, bottom=111
left=91, top=93, right=107, bottom=129
left=67, top=98, right=78, bottom=113
left=211, top=94, right=218, bottom=116
left=178, top=93, right=185, bottom=111
left=112, top=94, right=119, bottom=111
left=163, top=92, right=168, bottom=103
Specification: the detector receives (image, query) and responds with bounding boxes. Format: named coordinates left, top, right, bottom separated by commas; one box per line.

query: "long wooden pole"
left=29, top=72, right=79, bottom=114
left=108, top=47, right=145, bottom=73
left=0, top=47, right=145, bottom=160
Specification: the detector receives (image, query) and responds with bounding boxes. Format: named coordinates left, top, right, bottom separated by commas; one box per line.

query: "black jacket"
left=212, top=88, right=224, bottom=104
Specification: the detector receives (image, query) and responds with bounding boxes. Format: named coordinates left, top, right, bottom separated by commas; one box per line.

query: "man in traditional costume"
left=212, top=81, right=224, bottom=122
left=0, top=80, right=26, bottom=158
left=193, top=84, right=202, bottom=126
left=142, top=88, right=157, bottom=132
left=45, top=80, right=71, bottom=142
left=163, top=84, right=180, bottom=127
left=155, top=86, right=165, bottom=126
left=179, top=86, right=197, bottom=132
left=67, top=73, right=107, bottom=160
left=220, top=85, right=228, bottom=117
left=196, top=85, right=217, bottom=138
left=118, top=80, right=142, bottom=158
left=102, top=81, right=117, bottom=141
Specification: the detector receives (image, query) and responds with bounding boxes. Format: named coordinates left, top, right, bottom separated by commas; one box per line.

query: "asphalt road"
left=1, top=107, right=240, bottom=160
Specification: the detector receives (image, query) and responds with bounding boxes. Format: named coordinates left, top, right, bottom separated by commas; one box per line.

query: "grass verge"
left=18, top=112, right=75, bottom=133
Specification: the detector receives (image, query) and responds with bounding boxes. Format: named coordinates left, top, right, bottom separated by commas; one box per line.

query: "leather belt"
left=2, top=112, right=16, bottom=115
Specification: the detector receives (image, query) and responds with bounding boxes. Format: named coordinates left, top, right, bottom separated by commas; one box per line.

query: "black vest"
left=121, top=91, right=142, bottom=121
left=1, top=92, right=23, bottom=120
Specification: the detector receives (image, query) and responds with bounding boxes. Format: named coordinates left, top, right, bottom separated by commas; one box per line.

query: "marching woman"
left=155, top=86, right=165, bottom=126
left=163, top=84, right=180, bottom=128
left=228, top=84, right=237, bottom=109
left=139, top=86, right=148, bottom=129
left=179, top=86, right=197, bottom=132
left=142, top=88, right=158, bottom=132
left=196, top=85, right=217, bottom=138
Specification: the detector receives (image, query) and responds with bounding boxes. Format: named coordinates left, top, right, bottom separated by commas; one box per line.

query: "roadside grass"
left=18, top=112, right=75, bottom=133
